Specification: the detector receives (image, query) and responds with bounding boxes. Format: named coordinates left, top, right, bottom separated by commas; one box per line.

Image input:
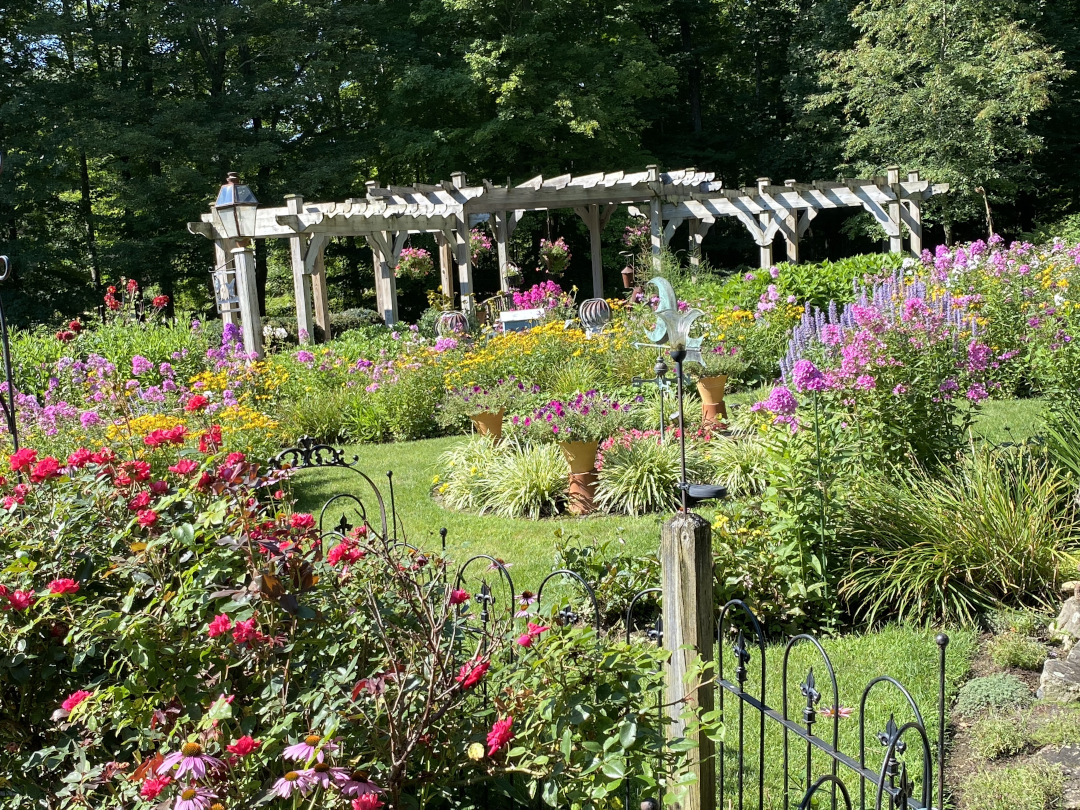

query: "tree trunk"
left=78, top=151, right=100, bottom=286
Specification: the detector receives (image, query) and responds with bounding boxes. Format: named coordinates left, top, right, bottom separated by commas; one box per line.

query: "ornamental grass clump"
left=595, top=429, right=709, bottom=516
left=838, top=449, right=1080, bottom=625
left=478, top=440, right=569, bottom=518
left=514, top=391, right=636, bottom=443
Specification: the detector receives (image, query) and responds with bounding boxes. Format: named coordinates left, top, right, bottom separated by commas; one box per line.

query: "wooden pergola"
left=188, top=165, right=946, bottom=358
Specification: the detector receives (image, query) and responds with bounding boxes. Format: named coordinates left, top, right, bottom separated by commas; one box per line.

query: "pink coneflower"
left=819, top=705, right=854, bottom=719
left=158, top=742, right=223, bottom=780
left=272, top=770, right=314, bottom=798
left=174, top=784, right=216, bottom=810
left=335, top=771, right=383, bottom=798
left=302, top=761, right=348, bottom=789
left=282, top=733, right=338, bottom=763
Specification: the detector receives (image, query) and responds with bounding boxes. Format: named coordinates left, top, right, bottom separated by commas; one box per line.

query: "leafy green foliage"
left=955, top=674, right=1034, bottom=716
left=959, top=761, right=1063, bottom=810
left=968, top=714, right=1031, bottom=760
left=812, top=0, right=1068, bottom=233
left=987, top=634, right=1048, bottom=671
left=551, top=530, right=659, bottom=626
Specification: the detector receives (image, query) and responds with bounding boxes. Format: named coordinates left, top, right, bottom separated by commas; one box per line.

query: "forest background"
left=1, top=0, right=1078, bottom=324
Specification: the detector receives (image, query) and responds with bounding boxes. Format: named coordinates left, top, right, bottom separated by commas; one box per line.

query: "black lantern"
left=212, top=172, right=258, bottom=241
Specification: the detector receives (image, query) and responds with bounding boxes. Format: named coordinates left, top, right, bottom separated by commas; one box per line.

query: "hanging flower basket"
left=397, top=247, right=434, bottom=280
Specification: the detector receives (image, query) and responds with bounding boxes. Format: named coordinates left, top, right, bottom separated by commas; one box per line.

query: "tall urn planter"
left=696, top=375, right=729, bottom=428
left=559, top=440, right=599, bottom=515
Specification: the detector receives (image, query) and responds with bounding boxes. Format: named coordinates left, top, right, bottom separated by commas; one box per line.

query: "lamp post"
left=211, top=173, right=262, bottom=358
left=212, top=172, right=259, bottom=244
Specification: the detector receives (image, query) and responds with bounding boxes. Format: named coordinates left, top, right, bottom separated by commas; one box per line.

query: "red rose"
left=55, top=330, right=75, bottom=343
left=136, top=509, right=158, bottom=528
left=61, top=690, right=92, bottom=712
left=9, top=448, right=37, bottom=472
left=168, top=459, right=199, bottom=476
left=67, top=448, right=92, bottom=468
left=185, top=395, right=209, bottom=413
left=30, top=456, right=61, bottom=483
left=455, top=658, right=489, bottom=689
left=152, top=295, right=169, bottom=309
left=68, top=320, right=82, bottom=333
left=225, top=735, right=261, bottom=757
left=207, top=614, right=232, bottom=638
left=48, top=578, right=80, bottom=595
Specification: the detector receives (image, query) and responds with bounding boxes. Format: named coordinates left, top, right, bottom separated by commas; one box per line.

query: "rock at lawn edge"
left=1037, top=746, right=1080, bottom=810
left=1039, top=643, right=1080, bottom=702
left=1057, top=596, right=1080, bottom=642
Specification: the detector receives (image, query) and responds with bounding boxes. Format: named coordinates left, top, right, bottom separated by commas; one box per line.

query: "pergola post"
left=906, top=170, right=923, bottom=255
left=369, top=231, right=399, bottom=326
left=887, top=166, right=903, bottom=254
left=782, top=181, right=800, bottom=264
left=574, top=203, right=616, bottom=299
left=285, top=195, right=315, bottom=344
left=231, top=245, right=263, bottom=358
left=757, top=179, right=774, bottom=268
left=213, top=239, right=239, bottom=328
left=452, top=172, right=475, bottom=313
left=492, top=210, right=523, bottom=291
left=435, top=232, right=454, bottom=301
left=311, top=242, right=331, bottom=340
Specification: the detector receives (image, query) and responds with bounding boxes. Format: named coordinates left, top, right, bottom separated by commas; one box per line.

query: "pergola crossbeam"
left=190, top=164, right=946, bottom=357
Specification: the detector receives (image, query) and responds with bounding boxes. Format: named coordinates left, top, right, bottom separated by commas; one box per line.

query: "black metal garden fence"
left=274, top=437, right=951, bottom=810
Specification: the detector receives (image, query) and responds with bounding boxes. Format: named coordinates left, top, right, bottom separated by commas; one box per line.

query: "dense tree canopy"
left=0, top=0, right=1075, bottom=322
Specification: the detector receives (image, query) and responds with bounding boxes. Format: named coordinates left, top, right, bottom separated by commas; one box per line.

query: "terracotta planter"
left=559, top=440, right=599, bottom=475
left=621, top=267, right=636, bottom=288
left=470, top=409, right=504, bottom=439
left=568, top=471, right=599, bottom=516
left=696, top=375, right=729, bottom=425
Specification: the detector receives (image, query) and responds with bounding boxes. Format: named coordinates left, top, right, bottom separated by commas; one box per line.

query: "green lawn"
left=290, top=435, right=660, bottom=588
left=290, top=398, right=1048, bottom=588
left=717, top=625, right=976, bottom=809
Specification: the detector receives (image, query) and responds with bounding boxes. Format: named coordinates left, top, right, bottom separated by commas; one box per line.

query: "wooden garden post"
left=311, top=243, right=331, bottom=341
left=231, top=245, right=263, bottom=359
left=575, top=203, right=615, bottom=299
left=285, top=195, right=315, bottom=344
left=452, top=172, right=475, bottom=313
left=649, top=165, right=663, bottom=273
left=661, top=510, right=716, bottom=810
left=887, top=166, right=903, bottom=254
left=907, top=171, right=923, bottom=256
left=757, top=179, right=773, bottom=269
left=369, top=231, right=399, bottom=326
left=436, top=232, right=454, bottom=301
